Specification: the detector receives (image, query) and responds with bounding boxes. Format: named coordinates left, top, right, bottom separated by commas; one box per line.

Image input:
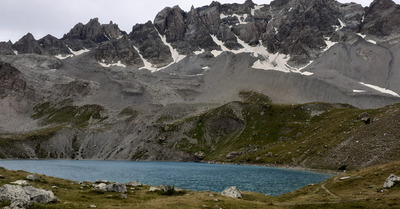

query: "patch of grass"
left=32, top=101, right=107, bottom=128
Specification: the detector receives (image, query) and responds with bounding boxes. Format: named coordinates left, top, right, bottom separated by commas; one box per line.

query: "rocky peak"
left=38, top=34, right=71, bottom=55
left=102, top=21, right=125, bottom=40
left=0, top=41, right=16, bottom=55
left=94, top=35, right=143, bottom=67
left=361, top=0, right=400, bottom=41
left=63, top=18, right=106, bottom=42
left=129, top=21, right=173, bottom=67
left=154, top=6, right=186, bottom=43
left=13, top=33, right=43, bottom=54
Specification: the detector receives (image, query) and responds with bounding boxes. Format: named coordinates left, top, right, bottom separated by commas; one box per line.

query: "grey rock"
left=383, top=174, right=400, bottom=188
left=99, top=183, right=127, bottom=193
left=95, top=180, right=109, bottom=183
left=26, top=174, right=39, bottom=181
left=358, top=112, right=371, bottom=124
left=149, top=186, right=161, bottom=192
left=226, top=151, right=241, bottom=159
left=221, top=186, right=242, bottom=198
left=0, top=184, right=57, bottom=209
left=126, top=181, right=142, bottom=187
left=194, top=151, right=205, bottom=161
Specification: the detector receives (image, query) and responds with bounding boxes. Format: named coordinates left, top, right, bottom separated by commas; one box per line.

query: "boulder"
left=95, top=183, right=107, bottom=191
left=97, top=183, right=127, bottom=193
left=357, top=112, right=371, bottom=124
left=226, top=151, right=241, bottom=159
left=105, top=183, right=127, bottom=193
left=149, top=186, right=161, bottom=192
left=194, top=151, right=205, bottom=161
left=26, top=174, right=39, bottom=181
left=95, top=180, right=109, bottom=183
left=126, top=181, right=142, bottom=187
left=221, top=186, right=242, bottom=198
left=383, top=174, right=400, bottom=188
left=0, top=184, right=57, bottom=209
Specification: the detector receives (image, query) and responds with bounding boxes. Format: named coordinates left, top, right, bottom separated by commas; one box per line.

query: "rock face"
left=221, top=186, right=242, bottom=198
left=383, top=174, right=400, bottom=188
left=0, top=184, right=57, bottom=209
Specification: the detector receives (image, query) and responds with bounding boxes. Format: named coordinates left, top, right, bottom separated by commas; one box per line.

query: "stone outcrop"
left=221, top=186, right=242, bottom=198
left=0, top=184, right=57, bottom=209
left=383, top=174, right=400, bottom=188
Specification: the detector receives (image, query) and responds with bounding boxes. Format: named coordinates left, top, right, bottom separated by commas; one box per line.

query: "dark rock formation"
left=38, top=34, right=71, bottom=55
left=62, top=18, right=125, bottom=50
left=361, top=0, right=400, bottom=43
left=0, top=61, right=26, bottom=98
left=13, top=33, right=43, bottom=54
left=129, top=21, right=173, bottom=67
left=94, top=36, right=143, bottom=67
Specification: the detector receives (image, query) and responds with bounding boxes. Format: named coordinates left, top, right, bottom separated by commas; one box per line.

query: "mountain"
left=0, top=0, right=400, bottom=171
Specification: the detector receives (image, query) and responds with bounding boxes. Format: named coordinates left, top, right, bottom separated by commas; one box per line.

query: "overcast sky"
left=1, top=0, right=398, bottom=42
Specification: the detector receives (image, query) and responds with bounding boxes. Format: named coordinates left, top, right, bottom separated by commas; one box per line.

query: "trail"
left=321, top=183, right=338, bottom=198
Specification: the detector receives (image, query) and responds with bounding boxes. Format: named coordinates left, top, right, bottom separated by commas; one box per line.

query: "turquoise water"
left=0, top=160, right=331, bottom=196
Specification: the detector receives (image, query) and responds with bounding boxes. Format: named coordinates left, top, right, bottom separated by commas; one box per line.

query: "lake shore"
left=204, top=161, right=342, bottom=175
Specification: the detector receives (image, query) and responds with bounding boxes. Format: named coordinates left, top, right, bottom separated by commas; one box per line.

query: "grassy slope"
left=0, top=160, right=399, bottom=208
left=165, top=91, right=392, bottom=170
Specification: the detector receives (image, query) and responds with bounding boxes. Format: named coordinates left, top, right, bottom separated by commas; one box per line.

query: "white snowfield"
left=210, top=35, right=314, bottom=76
left=98, top=60, right=126, bottom=68
left=359, top=82, right=400, bottom=97
left=54, top=47, right=90, bottom=60
left=251, top=5, right=264, bottom=16
left=356, top=33, right=377, bottom=45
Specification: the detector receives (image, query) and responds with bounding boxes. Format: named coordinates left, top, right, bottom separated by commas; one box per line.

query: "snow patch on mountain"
left=133, top=46, right=158, bottom=72
left=158, top=32, right=186, bottom=63
left=359, top=82, right=399, bottom=97
left=251, top=5, right=264, bottom=16
left=55, top=54, right=73, bottom=60
left=353, top=89, right=366, bottom=93
left=68, top=47, right=90, bottom=56
left=98, top=60, right=126, bottom=68
left=357, top=33, right=377, bottom=44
